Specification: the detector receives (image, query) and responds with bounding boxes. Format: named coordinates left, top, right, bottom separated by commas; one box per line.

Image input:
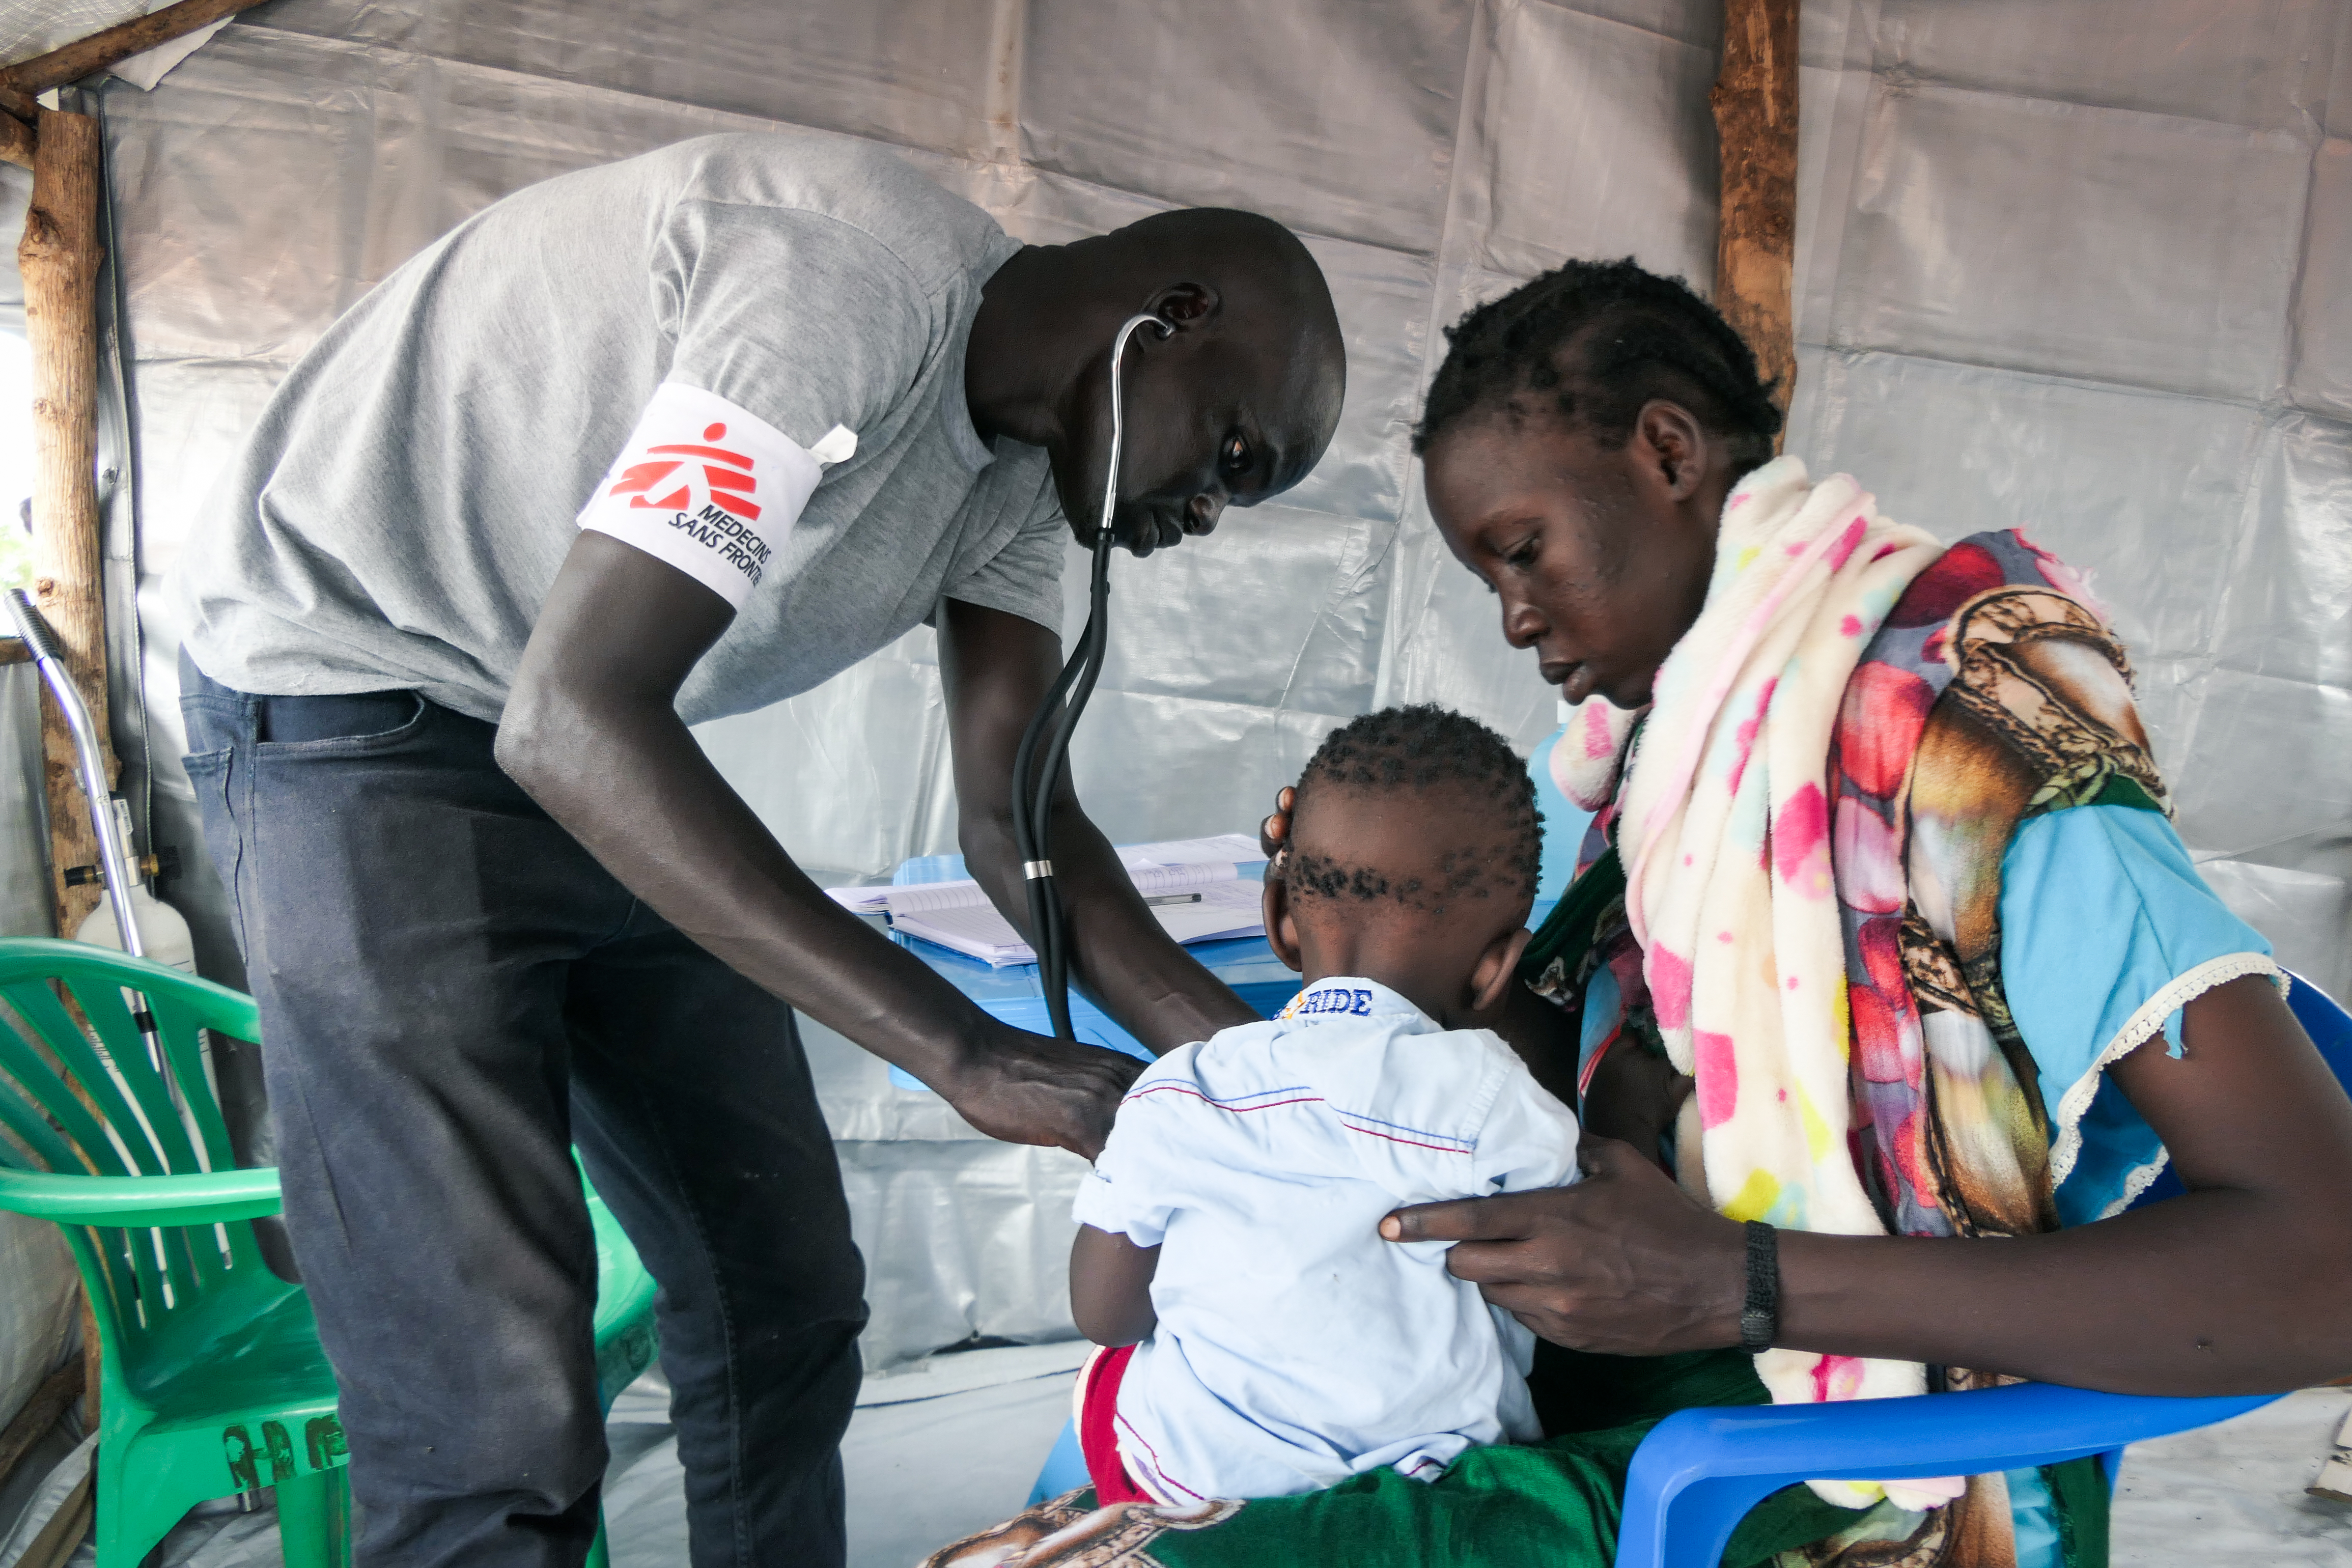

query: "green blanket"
left=924, top=1345, right=2104, bottom=1567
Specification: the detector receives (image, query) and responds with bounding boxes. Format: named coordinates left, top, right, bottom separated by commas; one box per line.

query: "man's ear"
left=1149, top=281, right=1219, bottom=333
left=1633, top=399, right=1706, bottom=499
left=1262, top=874, right=1304, bottom=974
left=1467, top=924, right=1534, bottom=1014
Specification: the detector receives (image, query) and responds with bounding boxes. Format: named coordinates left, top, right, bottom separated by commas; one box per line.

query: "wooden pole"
left=0, top=0, right=261, bottom=98
left=1711, top=0, right=1799, bottom=430
left=17, top=107, right=111, bottom=1431
left=19, top=106, right=113, bottom=943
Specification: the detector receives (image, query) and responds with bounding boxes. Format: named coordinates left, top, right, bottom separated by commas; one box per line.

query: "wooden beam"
left=18, top=105, right=113, bottom=940
left=0, top=1359, right=85, bottom=1493
left=1711, top=0, right=1800, bottom=431
left=13, top=1467, right=93, bottom=1568
left=0, top=108, right=31, bottom=170
left=0, top=638, right=26, bottom=665
left=0, top=0, right=260, bottom=97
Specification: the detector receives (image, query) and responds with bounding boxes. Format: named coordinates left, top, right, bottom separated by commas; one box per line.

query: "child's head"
left=1266, top=705, right=1543, bottom=1025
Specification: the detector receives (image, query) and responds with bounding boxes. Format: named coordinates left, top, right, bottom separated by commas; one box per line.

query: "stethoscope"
left=1009, top=311, right=1171, bottom=1042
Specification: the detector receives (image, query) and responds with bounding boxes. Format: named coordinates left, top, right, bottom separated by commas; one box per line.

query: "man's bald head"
left=968, top=206, right=1347, bottom=555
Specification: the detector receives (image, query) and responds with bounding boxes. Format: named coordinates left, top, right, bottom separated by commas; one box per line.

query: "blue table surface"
left=880, top=858, right=1557, bottom=1090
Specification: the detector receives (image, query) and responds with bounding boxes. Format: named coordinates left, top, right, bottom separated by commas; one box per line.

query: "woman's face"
left=1422, top=405, right=1723, bottom=710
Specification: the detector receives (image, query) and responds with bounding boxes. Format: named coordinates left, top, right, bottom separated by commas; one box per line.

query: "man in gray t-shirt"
left=175, top=131, right=1343, bottom=1568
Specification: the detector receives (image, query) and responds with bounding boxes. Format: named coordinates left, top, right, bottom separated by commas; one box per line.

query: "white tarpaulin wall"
left=0, top=0, right=2348, bottom=1384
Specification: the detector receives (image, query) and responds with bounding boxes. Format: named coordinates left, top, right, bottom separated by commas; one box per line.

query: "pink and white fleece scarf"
left=1561, top=457, right=1956, bottom=1511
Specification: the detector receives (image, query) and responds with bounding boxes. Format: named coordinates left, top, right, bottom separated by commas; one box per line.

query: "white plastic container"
left=72, top=798, right=195, bottom=972
left=74, top=877, right=196, bottom=973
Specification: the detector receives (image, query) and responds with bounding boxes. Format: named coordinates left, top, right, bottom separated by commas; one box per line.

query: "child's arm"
left=1069, top=1224, right=1161, bottom=1347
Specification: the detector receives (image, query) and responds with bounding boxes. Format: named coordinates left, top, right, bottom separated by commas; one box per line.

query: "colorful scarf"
left=1536, top=512, right=2165, bottom=1555
left=1556, top=459, right=1946, bottom=1507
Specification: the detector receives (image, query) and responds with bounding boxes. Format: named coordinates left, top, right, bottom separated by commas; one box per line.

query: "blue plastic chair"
left=1028, top=972, right=2349, bottom=1557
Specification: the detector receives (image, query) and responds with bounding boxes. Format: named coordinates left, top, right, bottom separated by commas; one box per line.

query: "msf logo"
left=608, top=421, right=763, bottom=522
left=605, top=421, right=772, bottom=585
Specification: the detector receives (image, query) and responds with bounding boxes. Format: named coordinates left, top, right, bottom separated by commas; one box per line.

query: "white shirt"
left=1071, top=976, right=1582, bottom=1502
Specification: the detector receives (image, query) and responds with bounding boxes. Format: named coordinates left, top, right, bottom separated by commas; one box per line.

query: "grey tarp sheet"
left=0, top=0, right=2347, bottom=1499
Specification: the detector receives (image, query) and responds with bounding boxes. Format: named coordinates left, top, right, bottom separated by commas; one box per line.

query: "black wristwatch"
left=1740, top=1220, right=1779, bottom=1353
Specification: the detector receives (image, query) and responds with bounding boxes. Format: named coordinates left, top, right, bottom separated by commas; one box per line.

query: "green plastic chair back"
left=0, top=937, right=660, bottom=1568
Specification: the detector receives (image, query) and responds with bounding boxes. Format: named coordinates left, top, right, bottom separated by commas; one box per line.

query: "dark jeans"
left=179, top=652, right=866, bottom=1568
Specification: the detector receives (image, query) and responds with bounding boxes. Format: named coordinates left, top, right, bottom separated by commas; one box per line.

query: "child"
left=1067, top=705, right=1582, bottom=1505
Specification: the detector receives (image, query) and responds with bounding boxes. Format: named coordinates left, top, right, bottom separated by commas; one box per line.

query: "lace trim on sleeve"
left=2048, top=953, right=2286, bottom=1189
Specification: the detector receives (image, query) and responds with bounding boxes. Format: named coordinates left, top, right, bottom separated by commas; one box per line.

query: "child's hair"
left=1411, top=256, right=1781, bottom=475
left=1284, top=705, right=1542, bottom=915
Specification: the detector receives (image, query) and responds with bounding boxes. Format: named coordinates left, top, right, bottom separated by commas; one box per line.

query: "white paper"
left=891, top=874, right=1265, bottom=966
left=1115, top=833, right=1268, bottom=870
left=823, top=835, right=1265, bottom=916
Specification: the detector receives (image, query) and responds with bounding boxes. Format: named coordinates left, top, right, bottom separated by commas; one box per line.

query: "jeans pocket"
left=180, top=745, right=247, bottom=959
left=253, top=691, right=430, bottom=755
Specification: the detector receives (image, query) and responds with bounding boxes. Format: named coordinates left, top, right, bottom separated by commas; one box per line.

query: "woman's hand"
left=1381, top=1138, right=1746, bottom=1356
left=1580, top=1039, right=1694, bottom=1167
left=1258, top=786, right=1295, bottom=867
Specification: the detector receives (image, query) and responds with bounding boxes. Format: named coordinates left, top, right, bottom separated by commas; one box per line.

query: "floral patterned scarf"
left=1530, top=505, right=2160, bottom=1565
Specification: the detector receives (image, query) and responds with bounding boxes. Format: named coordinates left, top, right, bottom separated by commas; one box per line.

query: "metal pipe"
left=7, top=586, right=143, bottom=960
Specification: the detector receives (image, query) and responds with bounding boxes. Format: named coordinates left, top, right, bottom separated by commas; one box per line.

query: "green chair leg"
left=585, top=1509, right=611, bottom=1568
left=275, top=1466, right=352, bottom=1568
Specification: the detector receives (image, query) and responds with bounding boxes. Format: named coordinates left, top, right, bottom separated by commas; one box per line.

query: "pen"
left=1143, top=892, right=1203, bottom=907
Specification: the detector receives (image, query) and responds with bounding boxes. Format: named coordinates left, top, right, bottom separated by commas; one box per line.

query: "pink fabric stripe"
left=1637, top=512, right=1864, bottom=851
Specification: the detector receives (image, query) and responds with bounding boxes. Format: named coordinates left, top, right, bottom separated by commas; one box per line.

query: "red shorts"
left=1075, top=1344, right=1152, bottom=1505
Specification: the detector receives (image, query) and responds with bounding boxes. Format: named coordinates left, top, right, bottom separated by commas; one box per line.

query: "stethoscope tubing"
left=1009, top=312, right=1169, bottom=1041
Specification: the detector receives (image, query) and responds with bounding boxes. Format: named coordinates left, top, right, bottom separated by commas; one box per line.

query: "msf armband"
left=577, top=381, right=855, bottom=610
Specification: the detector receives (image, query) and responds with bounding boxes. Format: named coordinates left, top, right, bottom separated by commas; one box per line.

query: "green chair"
left=0, top=937, right=660, bottom=1568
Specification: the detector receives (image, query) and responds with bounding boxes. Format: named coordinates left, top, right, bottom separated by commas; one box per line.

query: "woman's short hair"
left=1412, top=257, right=1782, bottom=474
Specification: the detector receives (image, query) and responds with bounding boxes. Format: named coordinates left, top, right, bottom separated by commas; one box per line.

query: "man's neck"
left=964, top=245, right=1086, bottom=450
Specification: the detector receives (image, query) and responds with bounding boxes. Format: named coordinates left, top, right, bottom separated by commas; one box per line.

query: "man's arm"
left=496, top=531, right=1141, bottom=1157
left=938, top=598, right=1258, bottom=1055
left=1070, top=1224, right=1161, bottom=1347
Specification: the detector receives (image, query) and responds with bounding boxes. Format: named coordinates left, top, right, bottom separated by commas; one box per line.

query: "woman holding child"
left=932, top=260, right=2352, bottom=1568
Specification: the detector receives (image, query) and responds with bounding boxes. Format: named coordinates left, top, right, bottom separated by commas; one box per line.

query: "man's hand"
left=937, top=1025, right=1145, bottom=1160
left=1380, top=1137, right=1745, bottom=1356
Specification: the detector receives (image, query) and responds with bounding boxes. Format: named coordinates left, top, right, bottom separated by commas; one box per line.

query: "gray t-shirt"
left=175, top=132, right=1067, bottom=725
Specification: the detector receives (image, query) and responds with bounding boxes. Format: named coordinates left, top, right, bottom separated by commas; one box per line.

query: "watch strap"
left=1740, top=1219, right=1779, bottom=1354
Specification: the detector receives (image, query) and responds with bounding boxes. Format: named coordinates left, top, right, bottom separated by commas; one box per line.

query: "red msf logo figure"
left=606, top=422, right=762, bottom=521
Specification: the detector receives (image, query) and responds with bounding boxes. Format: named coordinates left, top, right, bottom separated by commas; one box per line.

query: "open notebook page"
left=825, top=833, right=1266, bottom=915
left=883, top=859, right=1237, bottom=918
left=892, top=877, right=1265, bottom=967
